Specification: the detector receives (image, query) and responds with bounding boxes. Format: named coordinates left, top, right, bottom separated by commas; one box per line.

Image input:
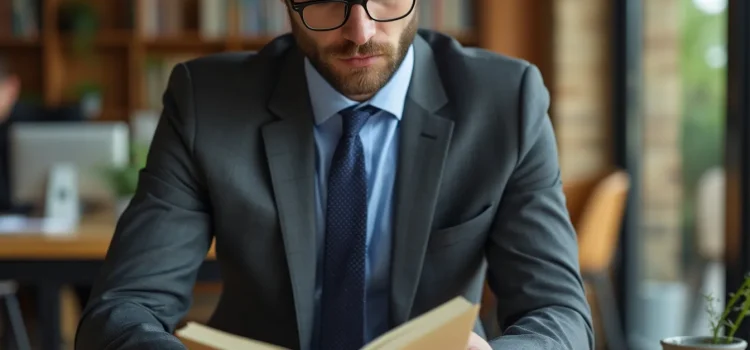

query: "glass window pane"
left=634, top=0, right=727, bottom=345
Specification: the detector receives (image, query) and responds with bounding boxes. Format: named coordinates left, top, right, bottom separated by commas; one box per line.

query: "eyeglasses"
left=288, top=0, right=417, bottom=31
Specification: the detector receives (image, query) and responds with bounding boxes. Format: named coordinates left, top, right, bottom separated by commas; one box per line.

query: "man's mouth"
left=339, top=54, right=383, bottom=68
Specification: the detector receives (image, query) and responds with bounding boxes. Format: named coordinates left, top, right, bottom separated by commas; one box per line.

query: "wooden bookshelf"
left=0, top=0, right=552, bottom=123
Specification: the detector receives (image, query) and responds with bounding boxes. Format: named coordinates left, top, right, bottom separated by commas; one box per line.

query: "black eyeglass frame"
left=287, top=0, right=417, bottom=31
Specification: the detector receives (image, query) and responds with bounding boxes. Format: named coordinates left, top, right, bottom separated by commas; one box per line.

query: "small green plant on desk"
left=102, top=143, right=149, bottom=215
left=706, top=275, right=750, bottom=344
left=661, top=274, right=750, bottom=349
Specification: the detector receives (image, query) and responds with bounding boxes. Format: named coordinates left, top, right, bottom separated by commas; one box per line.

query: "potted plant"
left=102, top=142, right=149, bottom=218
left=661, top=275, right=750, bottom=349
left=58, top=0, right=99, bottom=57
left=74, top=81, right=103, bottom=119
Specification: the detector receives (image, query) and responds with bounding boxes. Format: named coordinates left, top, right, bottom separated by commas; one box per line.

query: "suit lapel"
left=262, top=46, right=317, bottom=350
left=390, top=36, right=454, bottom=326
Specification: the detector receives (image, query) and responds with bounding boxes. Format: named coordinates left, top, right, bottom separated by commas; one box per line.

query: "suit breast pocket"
left=427, top=204, right=495, bottom=251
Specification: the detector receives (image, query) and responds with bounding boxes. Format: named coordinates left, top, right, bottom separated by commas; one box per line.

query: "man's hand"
left=467, top=331, right=492, bottom=350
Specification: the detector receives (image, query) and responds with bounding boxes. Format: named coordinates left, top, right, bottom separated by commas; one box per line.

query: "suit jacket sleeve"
left=75, top=63, right=211, bottom=350
left=486, top=64, right=595, bottom=350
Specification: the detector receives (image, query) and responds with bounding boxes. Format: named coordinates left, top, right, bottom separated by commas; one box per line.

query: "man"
left=76, top=1, right=594, bottom=349
left=0, top=58, right=19, bottom=122
left=0, top=57, right=20, bottom=212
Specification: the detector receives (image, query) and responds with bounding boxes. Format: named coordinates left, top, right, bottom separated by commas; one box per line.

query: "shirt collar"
left=304, top=44, right=415, bottom=125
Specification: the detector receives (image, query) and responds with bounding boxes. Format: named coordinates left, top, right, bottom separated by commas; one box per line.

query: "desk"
left=0, top=212, right=220, bottom=350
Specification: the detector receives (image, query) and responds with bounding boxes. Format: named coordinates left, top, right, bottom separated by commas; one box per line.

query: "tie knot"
left=339, top=106, right=377, bottom=137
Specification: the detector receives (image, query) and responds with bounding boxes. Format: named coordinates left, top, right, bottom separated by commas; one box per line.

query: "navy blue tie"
left=319, top=106, right=376, bottom=350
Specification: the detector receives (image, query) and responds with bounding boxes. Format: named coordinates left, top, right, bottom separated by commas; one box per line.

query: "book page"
left=176, top=296, right=478, bottom=350
left=364, top=297, right=479, bottom=350
left=176, top=322, right=288, bottom=350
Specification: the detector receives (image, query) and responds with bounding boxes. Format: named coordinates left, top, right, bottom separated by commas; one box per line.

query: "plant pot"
left=80, top=91, right=102, bottom=119
left=661, top=336, right=748, bottom=350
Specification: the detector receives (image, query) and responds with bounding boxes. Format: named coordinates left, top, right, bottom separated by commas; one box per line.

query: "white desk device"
left=9, top=121, right=130, bottom=223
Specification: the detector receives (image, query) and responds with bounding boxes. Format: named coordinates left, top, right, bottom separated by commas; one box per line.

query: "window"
left=631, top=0, right=728, bottom=345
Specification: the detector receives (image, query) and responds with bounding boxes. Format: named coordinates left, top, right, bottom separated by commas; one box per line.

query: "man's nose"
left=341, top=5, right=376, bottom=46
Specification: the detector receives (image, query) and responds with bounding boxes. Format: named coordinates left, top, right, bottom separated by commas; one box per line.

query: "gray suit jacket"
left=75, top=30, right=594, bottom=350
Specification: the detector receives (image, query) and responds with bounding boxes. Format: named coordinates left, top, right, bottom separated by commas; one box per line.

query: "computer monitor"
left=9, top=121, right=130, bottom=210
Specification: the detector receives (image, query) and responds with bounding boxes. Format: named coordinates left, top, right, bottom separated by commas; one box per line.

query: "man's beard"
left=291, top=15, right=417, bottom=99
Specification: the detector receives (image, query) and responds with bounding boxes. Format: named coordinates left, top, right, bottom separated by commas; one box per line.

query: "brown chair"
left=480, top=170, right=630, bottom=350
left=570, top=170, right=630, bottom=350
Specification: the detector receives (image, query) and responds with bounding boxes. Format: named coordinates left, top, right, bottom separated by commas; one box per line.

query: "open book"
left=176, top=295, right=480, bottom=350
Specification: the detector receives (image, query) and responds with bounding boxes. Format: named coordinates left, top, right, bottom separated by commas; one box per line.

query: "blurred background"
left=0, top=0, right=749, bottom=349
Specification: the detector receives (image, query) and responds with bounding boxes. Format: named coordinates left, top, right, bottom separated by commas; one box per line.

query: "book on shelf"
left=176, top=295, right=480, bottom=350
left=236, top=0, right=290, bottom=37
left=139, top=0, right=187, bottom=38
left=418, top=0, right=474, bottom=34
left=0, top=0, right=40, bottom=38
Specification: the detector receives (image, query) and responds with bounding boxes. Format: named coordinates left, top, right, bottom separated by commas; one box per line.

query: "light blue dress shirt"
left=304, top=44, right=415, bottom=348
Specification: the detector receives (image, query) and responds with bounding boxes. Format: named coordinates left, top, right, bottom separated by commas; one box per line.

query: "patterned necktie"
left=319, top=106, right=376, bottom=350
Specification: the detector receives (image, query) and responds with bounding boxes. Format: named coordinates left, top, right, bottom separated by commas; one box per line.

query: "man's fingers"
left=466, top=331, right=492, bottom=350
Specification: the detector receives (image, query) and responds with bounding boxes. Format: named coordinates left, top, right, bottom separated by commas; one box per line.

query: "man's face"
left=287, top=0, right=418, bottom=101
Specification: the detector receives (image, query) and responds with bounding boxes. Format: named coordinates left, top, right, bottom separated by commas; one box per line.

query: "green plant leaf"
left=99, top=142, right=151, bottom=197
